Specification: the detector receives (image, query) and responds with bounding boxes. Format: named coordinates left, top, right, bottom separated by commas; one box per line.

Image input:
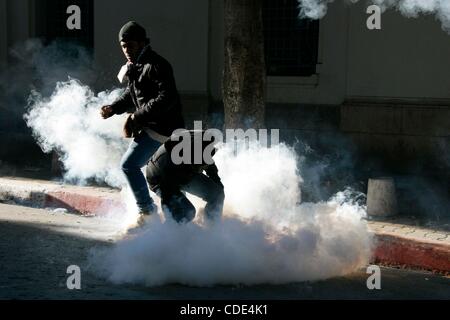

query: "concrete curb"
left=0, top=177, right=125, bottom=215
left=373, top=233, right=450, bottom=274
left=0, top=177, right=449, bottom=273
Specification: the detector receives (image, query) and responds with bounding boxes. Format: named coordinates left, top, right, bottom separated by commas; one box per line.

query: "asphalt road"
left=0, top=203, right=449, bottom=300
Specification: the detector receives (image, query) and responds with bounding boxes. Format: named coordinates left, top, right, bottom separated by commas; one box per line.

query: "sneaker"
left=123, top=207, right=157, bottom=235
left=138, top=202, right=158, bottom=216
left=136, top=213, right=151, bottom=227
left=124, top=214, right=153, bottom=234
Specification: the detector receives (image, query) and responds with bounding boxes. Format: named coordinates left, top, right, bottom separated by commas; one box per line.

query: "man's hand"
left=100, top=105, right=114, bottom=119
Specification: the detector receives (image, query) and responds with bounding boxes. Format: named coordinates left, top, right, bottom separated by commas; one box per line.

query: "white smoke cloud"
left=297, top=0, right=450, bottom=32
left=24, top=79, right=128, bottom=187
left=25, top=79, right=373, bottom=286
left=89, top=143, right=373, bottom=286
left=297, top=0, right=336, bottom=19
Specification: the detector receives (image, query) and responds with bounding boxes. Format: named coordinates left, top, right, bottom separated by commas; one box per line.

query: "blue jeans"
left=156, top=173, right=225, bottom=223
left=121, top=131, right=161, bottom=213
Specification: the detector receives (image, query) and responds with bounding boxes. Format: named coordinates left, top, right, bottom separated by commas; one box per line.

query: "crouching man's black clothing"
left=110, top=45, right=185, bottom=137
left=146, top=130, right=224, bottom=223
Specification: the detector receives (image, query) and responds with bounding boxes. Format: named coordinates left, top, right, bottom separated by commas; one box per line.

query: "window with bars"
left=34, top=0, right=94, bottom=50
left=263, top=0, right=319, bottom=77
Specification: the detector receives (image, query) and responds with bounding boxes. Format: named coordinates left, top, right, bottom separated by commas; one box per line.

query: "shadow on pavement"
left=0, top=219, right=449, bottom=300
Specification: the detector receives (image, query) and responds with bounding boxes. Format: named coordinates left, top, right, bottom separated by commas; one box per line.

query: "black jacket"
left=110, top=46, right=185, bottom=136
left=146, top=130, right=222, bottom=191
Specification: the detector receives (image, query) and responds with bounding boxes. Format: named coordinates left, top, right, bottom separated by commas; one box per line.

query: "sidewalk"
left=0, top=176, right=124, bottom=215
left=370, top=220, right=450, bottom=274
left=0, top=176, right=449, bottom=274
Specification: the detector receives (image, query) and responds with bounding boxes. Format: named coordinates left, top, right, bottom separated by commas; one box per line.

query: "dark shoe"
left=138, top=202, right=158, bottom=216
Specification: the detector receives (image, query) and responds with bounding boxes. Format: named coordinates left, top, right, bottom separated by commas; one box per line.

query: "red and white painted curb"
left=0, top=177, right=125, bottom=216
left=373, top=233, right=450, bottom=274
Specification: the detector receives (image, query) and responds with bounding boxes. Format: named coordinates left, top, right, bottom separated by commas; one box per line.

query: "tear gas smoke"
left=297, top=0, right=450, bottom=32
left=24, top=79, right=127, bottom=187
left=89, top=142, right=372, bottom=286
left=25, top=79, right=372, bottom=285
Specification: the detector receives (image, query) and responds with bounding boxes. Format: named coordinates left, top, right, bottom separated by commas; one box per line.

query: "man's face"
left=120, top=40, right=145, bottom=63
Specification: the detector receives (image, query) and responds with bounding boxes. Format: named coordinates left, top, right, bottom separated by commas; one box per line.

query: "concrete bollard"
left=367, top=177, right=398, bottom=217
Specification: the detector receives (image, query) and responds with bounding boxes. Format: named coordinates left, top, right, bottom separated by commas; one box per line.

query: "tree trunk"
left=223, top=0, right=266, bottom=130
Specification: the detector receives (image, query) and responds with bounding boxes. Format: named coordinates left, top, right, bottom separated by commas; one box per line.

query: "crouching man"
left=145, top=130, right=225, bottom=224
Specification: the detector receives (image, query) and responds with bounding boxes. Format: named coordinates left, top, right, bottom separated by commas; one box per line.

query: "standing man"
left=100, top=21, right=185, bottom=218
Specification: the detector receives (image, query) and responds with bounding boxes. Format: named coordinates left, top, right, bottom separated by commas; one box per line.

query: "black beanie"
left=118, top=21, right=147, bottom=42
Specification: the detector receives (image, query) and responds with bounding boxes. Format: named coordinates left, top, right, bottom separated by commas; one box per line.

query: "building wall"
left=90, top=0, right=448, bottom=168
left=0, top=0, right=448, bottom=170
left=5, top=0, right=32, bottom=49
left=93, top=0, right=208, bottom=92
left=0, top=0, right=7, bottom=68
left=93, top=0, right=210, bottom=120
left=208, top=1, right=450, bottom=104
left=3, top=1, right=450, bottom=106
left=346, top=1, right=450, bottom=101
left=341, top=2, right=450, bottom=171
left=262, top=1, right=450, bottom=105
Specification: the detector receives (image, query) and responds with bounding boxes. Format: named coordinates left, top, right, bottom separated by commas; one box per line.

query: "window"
left=263, top=0, right=319, bottom=77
